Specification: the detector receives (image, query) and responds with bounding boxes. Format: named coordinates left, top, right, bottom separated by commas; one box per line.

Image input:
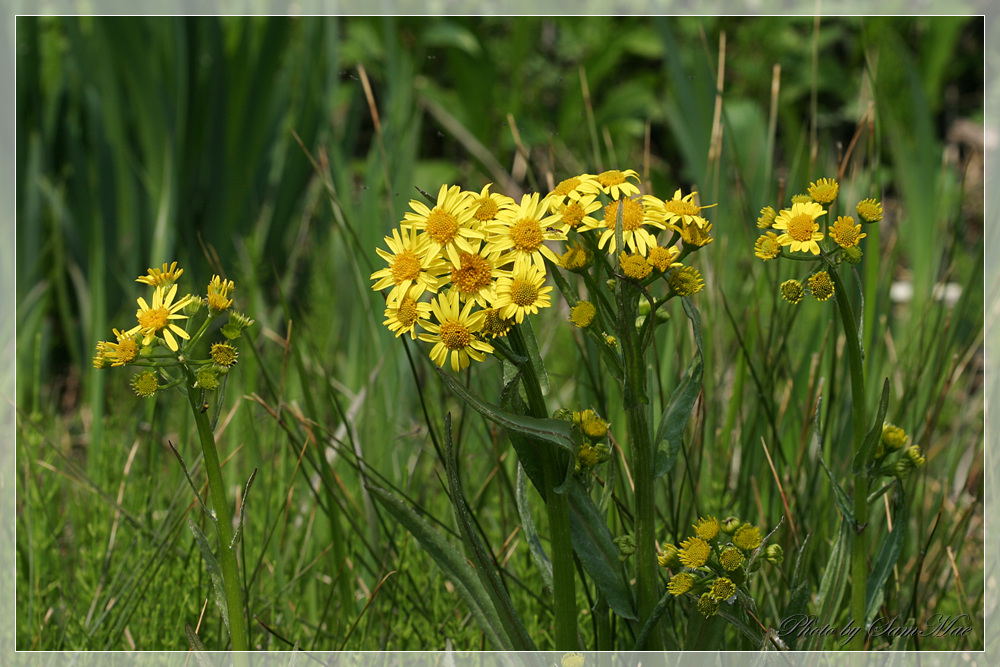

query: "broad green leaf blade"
left=865, top=485, right=907, bottom=624
left=515, top=464, right=554, bottom=594
left=366, top=486, right=513, bottom=650
left=437, top=367, right=575, bottom=454
left=566, top=478, right=638, bottom=620
left=853, top=378, right=891, bottom=474
left=187, top=517, right=229, bottom=633
left=654, top=297, right=704, bottom=478
left=443, top=416, right=536, bottom=650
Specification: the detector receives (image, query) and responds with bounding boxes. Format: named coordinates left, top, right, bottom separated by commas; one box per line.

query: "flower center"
left=481, top=308, right=510, bottom=337
left=509, top=278, right=539, bottom=306
left=835, top=224, right=859, bottom=245
left=138, top=307, right=169, bottom=332
left=117, top=337, right=138, bottom=363
left=597, top=170, right=625, bottom=187
left=396, top=297, right=419, bottom=327
left=474, top=197, right=499, bottom=221
left=391, top=249, right=423, bottom=284
left=451, top=253, right=492, bottom=294
left=663, top=199, right=700, bottom=217
left=552, top=176, right=581, bottom=197
left=425, top=208, right=459, bottom=245
left=509, top=218, right=543, bottom=252
left=604, top=199, right=643, bottom=232
left=787, top=214, right=816, bottom=241
left=561, top=202, right=585, bottom=228
left=439, top=321, right=471, bottom=350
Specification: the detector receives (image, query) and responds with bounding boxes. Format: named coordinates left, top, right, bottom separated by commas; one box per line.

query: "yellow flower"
left=547, top=174, right=598, bottom=208
left=131, top=371, right=159, bottom=398
left=668, top=266, right=704, bottom=296
left=655, top=189, right=713, bottom=228
left=371, top=225, right=449, bottom=306
left=808, top=177, right=839, bottom=204
left=582, top=197, right=665, bottom=255
left=130, top=283, right=194, bottom=352
left=754, top=232, right=781, bottom=261
left=560, top=241, right=591, bottom=271
left=674, top=217, right=714, bottom=248
left=383, top=291, right=432, bottom=339
left=678, top=536, right=711, bottom=567
left=95, top=328, right=140, bottom=367
left=828, top=215, right=866, bottom=248
left=790, top=193, right=813, bottom=204
left=552, top=192, right=602, bottom=230
left=658, top=543, right=679, bottom=569
left=646, top=240, right=681, bottom=272
left=418, top=291, right=494, bottom=371
left=603, top=333, right=617, bottom=348
left=709, top=577, right=736, bottom=601
left=667, top=572, right=694, bottom=596
left=579, top=168, right=641, bottom=200
left=757, top=206, right=776, bottom=229
left=570, top=301, right=597, bottom=328
left=493, top=261, right=553, bottom=324
left=466, top=183, right=516, bottom=225
left=619, top=251, right=652, bottom=280
left=905, top=444, right=926, bottom=468
left=719, top=546, right=744, bottom=571
left=807, top=271, right=835, bottom=301
left=693, top=516, right=720, bottom=541
left=479, top=307, right=513, bottom=339
left=446, top=240, right=507, bottom=309
left=578, top=409, right=609, bottom=438
left=881, top=424, right=908, bottom=452
left=210, top=342, right=239, bottom=368
left=136, top=261, right=183, bottom=287
left=697, top=592, right=719, bottom=617
left=733, top=524, right=762, bottom=552
left=206, top=275, right=235, bottom=313
left=772, top=202, right=827, bottom=255
left=484, top=192, right=566, bottom=272
left=402, top=184, right=482, bottom=266
left=780, top=279, right=804, bottom=305
left=857, top=198, right=884, bottom=222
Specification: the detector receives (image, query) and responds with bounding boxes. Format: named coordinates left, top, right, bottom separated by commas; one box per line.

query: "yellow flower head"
left=710, top=577, right=736, bottom=601
left=479, top=307, right=513, bottom=339
left=693, top=516, right=720, bottom=541
left=773, top=202, right=826, bottom=255
left=667, top=572, right=694, bottom=596
left=757, top=206, right=777, bottom=229
left=678, top=536, right=712, bottom=567
left=384, top=291, right=432, bottom=339
left=658, top=543, right=680, bottom=569
left=553, top=192, right=602, bottom=230
left=582, top=196, right=665, bottom=256
left=646, top=240, right=682, bottom=272
left=754, top=231, right=781, bottom=261
left=547, top=174, right=598, bottom=208
left=619, top=251, right=652, bottom=280
left=808, top=177, right=839, bottom=204
left=857, top=198, right=884, bottom=223
left=881, top=424, right=908, bottom=452
left=780, top=279, right=804, bottom=305
left=733, top=524, right=763, bottom=552
left=447, top=240, right=508, bottom=309
left=96, top=328, right=140, bottom=367
left=494, top=261, right=553, bottom=324
left=467, top=183, right=516, bottom=224
left=560, top=241, right=591, bottom=272
left=579, top=168, right=641, bottom=200
left=210, top=342, right=239, bottom=368
left=579, top=409, right=609, bottom=438
left=669, top=266, right=704, bottom=296
left=570, top=301, right=597, bottom=329
left=828, top=215, right=866, bottom=248
left=697, top=592, right=719, bottom=617
left=484, top=192, right=566, bottom=272
left=207, top=275, right=235, bottom=313
left=603, top=333, right=617, bottom=348
left=655, top=189, right=714, bottom=228
left=790, top=193, right=813, bottom=204
left=808, top=271, right=835, bottom=302
left=131, top=371, right=159, bottom=398
left=402, top=184, right=483, bottom=266
left=371, top=225, right=449, bottom=306
left=130, top=283, right=194, bottom=352
left=675, top=217, right=714, bottom=248
left=417, top=290, right=494, bottom=371
left=137, top=261, right=184, bottom=287
left=719, top=546, right=745, bottom=571
left=905, top=444, right=926, bottom=468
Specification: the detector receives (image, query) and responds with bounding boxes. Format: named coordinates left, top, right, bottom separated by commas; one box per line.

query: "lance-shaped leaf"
left=852, top=378, right=891, bottom=474
left=515, top=464, right=554, bottom=594
left=188, top=517, right=229, bottom=633
left=654, top=297, right=704, bottom=478
left=866, top=484, right=907, bottom=624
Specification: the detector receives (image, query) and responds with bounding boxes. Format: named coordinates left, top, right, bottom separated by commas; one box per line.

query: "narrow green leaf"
left=187, top=517, right=229, bottom=633
left=444, top=416, right=536, bottom=650
left=515, top=464, right=553, bottom=595
left=518, top=318, right=550, bottom=396
left=654, top=297, right=704, bottom=478
left=866, top=485, right=907, bottom=624
left=367, top=485, right=513, bottom=651
left=813, top=520, right=853, bottom=650
left=779, top=534, right=812, bottom=650
left=184, top=623, right=211, bottom=665
left=230, top=467, right=258, bottom=551
left=853, top=378, right=891, bottom=474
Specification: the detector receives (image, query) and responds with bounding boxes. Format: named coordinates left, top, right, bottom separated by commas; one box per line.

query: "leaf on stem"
left=654, top=297, right=704, bottom=478
left=187, top=517, right=230, bottom=632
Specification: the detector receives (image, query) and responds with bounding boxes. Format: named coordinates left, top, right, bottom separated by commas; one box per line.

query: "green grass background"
left=15, top=15, right=985, bottom=651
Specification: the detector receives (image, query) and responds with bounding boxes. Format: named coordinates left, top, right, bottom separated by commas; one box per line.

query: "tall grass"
left=16, top=15, right=983, bottom=651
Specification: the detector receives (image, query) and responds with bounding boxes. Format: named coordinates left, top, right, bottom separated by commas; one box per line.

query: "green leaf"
left=778, top=534, right=813, bottom=650
left=654, top=297, right=704, bottom=478
left=230, top=468, right=258, bottom=551
left=184, top=623, right=211, bottom=665
left=515, top=464, right=553, bottom=595
left=853, top=377, right=891, bottom=474
left=367, top=485, right=514, bottom=651
left=188, top=517, right=229, bottom=633
left=813, top=398, right=854, bottom=521
left=518, top=318, right=550, bottom=396
left=443, top=415, right=536, bottom=650
left=812, top=520, right=853, bottom=650
left=866, top=484, right=907, bottom=624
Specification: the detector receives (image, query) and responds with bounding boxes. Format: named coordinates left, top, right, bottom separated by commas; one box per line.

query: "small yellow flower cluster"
left=94, top=263, right=253, bottom=399
left=372, top=172, right=714, bottom=371
left=555, top=408, right=612, bottom=474
left=658, top=514, right=774, bottom=617
left=872, top=423, right=927, bottom=478
left=753, top=178, right=883, bottom=305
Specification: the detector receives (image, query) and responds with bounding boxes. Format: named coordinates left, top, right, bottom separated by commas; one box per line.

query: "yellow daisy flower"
left=129, top=283, right=194, bottom=352
left=668, top=266, right=704, bottom=296
left=370, top=226, right=449, bottom=305
left=579, top=168, right=641, bottom=200
left=780, top=279, right=804, bottom=305
left=418, top=291, right=494, bottom=371
left=719, top=546, right=744, bottom=571
left=654, top=189, right=713, bottom=228
left=446, top=240, right=509, bottom=308
left=757, top=206, right=777, bottom=229
left=131, top=371, right=159, bottom=398
left=493, top=261, right=553, bottom=324
left=674, top=217, right=714, bottom=248
left=709, top=577, right=736, bottom=601
left=136, top=261, right=184, bottom=287
left=856, top=198, right=884, bottom=223
left=466, top=183, right=517, bottom=225
left=206, top=275, right=235, bottom=313
left=95, top=328, right=140, bottom=367
left=667, top=572, right=694, bottom=596
left=484, top=193, right=567, bottom=272
left=546, top=174, right=598, bottom=209
left=619, top=251, right=652, bottom=280
left=808, top=271, right=835, bottom=301
left=828, top=215, right=866, bottom=248
left=383, top=291, right=432, bottom=339
left=402, top=184, right=482, bottom=266
left=772, top=201, right=827, bottom=255
left=646, top=239, right=682, bottom=272
left=581, top=196, right=665, bottom=256
left=790, top=193, right=813, bottom=204
left=210, top=342, right=238, bottom=367
left=570, top=300, right=597, bottom=328
left=479, top=307, right=514, bottom=339
left=693, top=516, right=720, bottom=541
left=754, top=231, right=782, bottom=261
left=733, top=524, right=762, bottom=552
left=697, top=592, right=719, bottom=617
left=808, top=177, right=839, bottom=204
left=560, top=241, right=591, bottom=271
left=552, top=191, right=602, bottom=230
left=678, top=536, right=711, bottom=567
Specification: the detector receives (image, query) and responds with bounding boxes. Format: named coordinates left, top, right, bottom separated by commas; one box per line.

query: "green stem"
left=184, top=368, right=250, bottom=654
left=510, top=326, right=578, bottom=649
left=828, top=265, right=868, bottom=650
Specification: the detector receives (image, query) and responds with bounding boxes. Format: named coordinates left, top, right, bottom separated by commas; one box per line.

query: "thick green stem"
left=510, top=326, right=578, bottom=649
left=829, top=265, right=868, bottom=650
left=185, top=370, right=250, bottom=654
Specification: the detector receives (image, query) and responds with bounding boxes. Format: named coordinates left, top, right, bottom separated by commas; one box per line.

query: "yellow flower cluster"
left=372, top=172, right=714, bottom=371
